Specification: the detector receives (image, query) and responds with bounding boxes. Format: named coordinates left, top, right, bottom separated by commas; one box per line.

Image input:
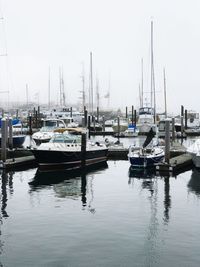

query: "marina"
left=1, top=0, right=200, bottom=265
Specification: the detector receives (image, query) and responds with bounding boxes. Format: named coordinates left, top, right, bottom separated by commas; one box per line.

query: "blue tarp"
left=0, top=118, right=20, bottom=128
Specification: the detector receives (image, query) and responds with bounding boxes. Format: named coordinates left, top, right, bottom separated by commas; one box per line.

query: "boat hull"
left=0, top=135, right=26, bottom=148
left=31, top=149, right=108, bottom=170
left=129, top=154, right=164, bottom=168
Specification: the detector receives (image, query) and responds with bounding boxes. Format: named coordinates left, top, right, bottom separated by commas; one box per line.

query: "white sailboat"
left=137, top=21, right=157, bottom=135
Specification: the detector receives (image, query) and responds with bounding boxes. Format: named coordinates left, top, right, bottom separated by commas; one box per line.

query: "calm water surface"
left=0, top=153, right=200, bottom=266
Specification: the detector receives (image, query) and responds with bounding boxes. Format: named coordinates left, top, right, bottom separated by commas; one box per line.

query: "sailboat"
left=128, top=127, right=164, bottom=168
left=137, top=22, right=157, bottom=135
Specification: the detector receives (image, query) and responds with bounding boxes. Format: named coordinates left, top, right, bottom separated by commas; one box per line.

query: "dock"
left=0, top=155, right=36, bottom=170
left=156, top=153, right=193, bottom=174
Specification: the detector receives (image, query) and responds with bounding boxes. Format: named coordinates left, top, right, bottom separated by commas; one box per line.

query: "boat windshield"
left=44, top=121, right=58, bottom=127
left=50, top=133, right=81, bottom=143
left=40, top=126, right=57, bottom=132
left=139, top=107, right=154, bottom=115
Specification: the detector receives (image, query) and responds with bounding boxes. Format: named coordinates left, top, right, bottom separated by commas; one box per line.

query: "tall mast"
left=48, top=66, right=50, bottom=109
left=96, top=76, right=100, bottom=109
left=163, top=68, right=167, bottom=118
left=151, top=20, right=156, bottom=123
left=141, top=58, right=143, bottom=107
left=26, top=84, right=28, bottom=107
left=90, top=52, right=93, bottom=114
left=81, top=63, right=86, bottom=111
left=59, top=66, right=62, bottom=106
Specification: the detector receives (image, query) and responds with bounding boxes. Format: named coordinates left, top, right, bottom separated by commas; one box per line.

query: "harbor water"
left=0, top=137, right=200, bottom=266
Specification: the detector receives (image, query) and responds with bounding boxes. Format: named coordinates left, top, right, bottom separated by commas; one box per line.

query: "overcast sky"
left=0, top=0, right=199, bottom=114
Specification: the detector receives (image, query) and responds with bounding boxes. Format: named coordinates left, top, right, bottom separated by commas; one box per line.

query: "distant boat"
left=115, top=124, right=138, bottom=138
left=137, top=107, right=157, bottom=135
left=0, top=118, right=26, bottom=148
left=187, top=139, right=200, bottom=168
left=112, top=117, right=128, bottom=132
left=31, top=129, right=108, bottom=170
left=32, top=118, right=66, bottom=145
left=128, top=128, right=164, bottom=168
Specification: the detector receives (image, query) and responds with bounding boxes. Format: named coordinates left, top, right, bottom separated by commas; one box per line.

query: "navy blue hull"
left=129, top=155, right=164, bottom=168
left=31, top=149, right=108, bottom=170
left=0, top=135, right=26, bottom=148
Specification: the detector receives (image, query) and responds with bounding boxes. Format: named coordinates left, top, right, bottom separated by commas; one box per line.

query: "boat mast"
left=96, top=76, right=100, bottom=110
left=151, top=20, right=156, bottom=123
left=48, top=66, right=50, bottom=109
left=26, top=84, right=28, bottom=108
left=90, top=52, right=94, bottom=114
left=141, top=58, right=144, bottom=107
left=163, top=68, right=167, bottom=118
left=81, top=63, right=86, bottom=111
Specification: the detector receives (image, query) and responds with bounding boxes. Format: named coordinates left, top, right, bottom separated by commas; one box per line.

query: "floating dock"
left=156, top=153, right=193, bottom=174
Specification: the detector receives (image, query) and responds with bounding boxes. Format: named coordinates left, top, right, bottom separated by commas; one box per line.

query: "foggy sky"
left=0, top=0, right=199, bottom=114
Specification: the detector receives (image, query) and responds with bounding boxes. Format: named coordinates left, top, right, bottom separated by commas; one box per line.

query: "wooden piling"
left=102, top=115, right=105, bottom=132
left=29, top=115, right=32, bottom=135
left=131, top=105, right=134, bottom=126
left=172, top=117, right=175, bottom=142
left=84, top=109, right=88, bottom=127
left=134, top=110, right=137, bottom=130
left=181, top=115, right=184, bottom=139
left=165, top=119, right=170, bottom=164
left=70, top=107, right=73, bottom=118
left=185, top=109, right=187, bottom=130
left=125, top=107, right=128, bottom=119
left=97, top=107, right=99, bottom=122
left=81, top=132, right=87, bottom=168
left=1, top=118, right=7, bottom=162
left=8, top=118, right=13, bottom=150
left=88, top=115, right=91, bottom=138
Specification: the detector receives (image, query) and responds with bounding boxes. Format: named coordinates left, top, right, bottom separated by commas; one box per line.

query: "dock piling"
left=81, top=132, right=87, bottom=168
left=8, top=118, right=13, bottom=150
left=165, top=119, right=170, bottom=164
left=1, top=118, right=7, bottom=162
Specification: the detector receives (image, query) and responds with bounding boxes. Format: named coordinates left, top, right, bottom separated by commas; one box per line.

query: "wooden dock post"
left=185, top=109, right=187, bottom=130
left=165, top=119, right=170, bottom=164
left=134, top=110, right=137, bottom=131
left=8, top=118, right=13, bottom=150
left=131, top=105, right=134, bottom=126
left=29, top=115, right=32, bottom=135
left=88, top=115, right=91, bottom=139
left=97, top=107, right=99, bottom=123
left=172, top=117, right=175, bottom=142
left=92, top=115, right=96, bottom=132
left=117, top=116, right=120, bottom=141
left=1, top=118, right=7, bottom=162
left=70, top=107, right=73, bottom=118
left=84, top=109, right=88, bottom=127
left=181, top=105, right=184, bottom=139
left=81, top=132, right=87, bottom=168
left=102, top=115, right=105, bottom=132
left=35, top=110, right=38, bottom=129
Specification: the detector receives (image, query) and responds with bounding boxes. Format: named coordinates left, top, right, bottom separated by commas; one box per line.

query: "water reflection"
left=0, top=170, right=14, bottom=266
left=128, top=166, right=171, bottom=224
left=29, top=162, right=108, bottom=207
left=188, top=168, right=200, bottom=196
